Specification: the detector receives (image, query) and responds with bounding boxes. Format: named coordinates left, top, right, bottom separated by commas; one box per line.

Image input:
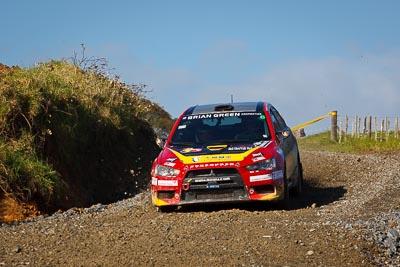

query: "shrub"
left=0, top=60, right=166, bottom=210
left=0, top=132, right=60, bottom=204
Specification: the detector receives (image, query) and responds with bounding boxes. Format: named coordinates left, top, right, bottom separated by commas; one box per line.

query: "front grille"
left=181, top=168, right=248, bottom=202
left=193, top=189, right=244, bottom=200
left=183, top=168, right=243, bottom=190
left=181, top=188, right=248, bottom=201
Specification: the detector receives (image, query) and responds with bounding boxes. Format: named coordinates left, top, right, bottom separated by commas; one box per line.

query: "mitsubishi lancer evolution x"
left=150, top=102, right=303, bottom=211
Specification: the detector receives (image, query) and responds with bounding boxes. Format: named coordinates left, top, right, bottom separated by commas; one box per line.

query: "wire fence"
left=337, top=115, right=399, bottom=142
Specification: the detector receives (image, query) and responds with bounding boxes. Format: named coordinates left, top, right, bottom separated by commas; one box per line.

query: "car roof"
left=184, top=102, right=270, bottom=115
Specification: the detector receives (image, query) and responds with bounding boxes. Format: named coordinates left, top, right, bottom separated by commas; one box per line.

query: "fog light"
left=182, top=183, right=190, bottom=191
left=249, top=187, right=255, bottom=194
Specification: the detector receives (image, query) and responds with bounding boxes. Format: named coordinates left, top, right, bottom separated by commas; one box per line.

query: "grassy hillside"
left=0, top=60, right=173, bottom=211
left=297, top=131, right=400, bottom=153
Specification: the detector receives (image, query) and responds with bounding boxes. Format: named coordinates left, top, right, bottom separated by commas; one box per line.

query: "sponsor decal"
left=194, top=177, right=231, bottom=183
left=165, top=158, right=178, bottom=166
left=212, top=112, right=241, bottom=118
left=182, top=112, right=263, bottom=121
left=157, top=179, right=178, bottom=187
left=253, top=141, right=271, bottom=148
left=189, top=162, right=238, bottom=169
left=252, top=152, right=266, bottom=162
left=151, top=177, right=158, bottom=185
left=252, top=152, right=264, bottom=157
left=164, top=162, right=176, bottom=167
left=250, top=174, right=272, bottom=182
left=182, top=114, right=214, bottom=120
left=228, top=145, right=253, bottom=151
left=180, top=148, right=203, bottom=153
left=272, top=170, right=284, bottom=180
left=252, top=156, right=266, bottom=162
left=203, top=155, right=231, bottom=161
left=192, top=156, right=201, bottom=163
left=178, top=125, right=187, bottom=129
left=207, top=184, right=220, bottom=189
left=241, top=112, right=262, bottom=116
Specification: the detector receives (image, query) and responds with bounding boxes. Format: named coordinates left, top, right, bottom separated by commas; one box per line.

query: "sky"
left=2, top=0, right=400, bottom=133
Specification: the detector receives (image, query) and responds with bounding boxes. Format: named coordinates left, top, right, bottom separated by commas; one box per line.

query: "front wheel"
left=277, top=171, right=290, bottom=210
left=291, top=161, right=303, bottom=196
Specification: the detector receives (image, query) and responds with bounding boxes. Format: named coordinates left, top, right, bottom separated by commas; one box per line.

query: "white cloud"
left=191, top=51, right=400, bottom=132
left=105, top=44, right=400, bottom=133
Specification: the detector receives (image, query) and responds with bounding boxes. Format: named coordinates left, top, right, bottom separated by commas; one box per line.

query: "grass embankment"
left=297, top=131, right=400, bottom=153
left=0, top=60, right=173, bottom=212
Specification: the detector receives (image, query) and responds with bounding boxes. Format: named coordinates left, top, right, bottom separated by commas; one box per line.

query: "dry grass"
left=297, top=131, right=400, bottom=153
left=0, top=60, right=166, bottom=210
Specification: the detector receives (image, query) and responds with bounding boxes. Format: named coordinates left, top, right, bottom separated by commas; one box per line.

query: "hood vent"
left=207, top=145, right=228, bottom=151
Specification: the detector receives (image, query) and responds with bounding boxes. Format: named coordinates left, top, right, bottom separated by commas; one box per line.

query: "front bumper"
left=151, top=169, right=285, bottom=207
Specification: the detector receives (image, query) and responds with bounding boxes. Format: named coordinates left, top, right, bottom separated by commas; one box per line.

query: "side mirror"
left=156, top=136, right=168, bottom=148
left=276, top=129, right=291, bottom=140
left=282, top=130, right=291, bottom=138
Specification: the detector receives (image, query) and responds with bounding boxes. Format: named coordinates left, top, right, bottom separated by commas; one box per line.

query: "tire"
left=291, top=161, right=303, bottom=196
left=277, top=170, right=291, bottom=210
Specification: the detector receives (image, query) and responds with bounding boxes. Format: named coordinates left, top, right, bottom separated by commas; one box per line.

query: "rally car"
left=151, top=102, right=303, bottom=211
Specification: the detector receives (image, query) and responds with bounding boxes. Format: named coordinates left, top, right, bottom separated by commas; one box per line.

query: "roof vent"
left=214, top=104, right=234, bottom=111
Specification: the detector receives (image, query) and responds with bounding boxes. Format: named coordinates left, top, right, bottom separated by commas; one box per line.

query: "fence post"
left=386, top=118, right=390, bottom=141
left=331, top=111, right=338, bottom=141
left=339, top=116, right=342, bottom=143
left=368, top=116, right=372, bottom=139
left=363, top=116, right=367, bottom=138
left=345, top=115, right=348, bottom=142
left=355, top=116, right=359, bottom=138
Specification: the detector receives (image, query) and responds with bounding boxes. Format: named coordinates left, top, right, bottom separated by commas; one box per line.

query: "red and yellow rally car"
left=151, top=102, right=303, bottom=211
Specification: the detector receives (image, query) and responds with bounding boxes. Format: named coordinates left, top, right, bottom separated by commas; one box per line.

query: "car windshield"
left=169, top=112, right=271, bottom=146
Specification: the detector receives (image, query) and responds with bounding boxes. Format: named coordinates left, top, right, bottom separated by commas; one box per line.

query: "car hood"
left=156, top=140, right=275, bottom=167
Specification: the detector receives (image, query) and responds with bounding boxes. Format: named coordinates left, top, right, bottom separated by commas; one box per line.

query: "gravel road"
left=1, top=150, right=399, bottom=266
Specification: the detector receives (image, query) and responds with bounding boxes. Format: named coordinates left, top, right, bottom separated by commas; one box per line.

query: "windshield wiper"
left=169, top=141, right=197, bottom=146
left=230, top=140, right=253, bottom=143
left=232, top=137, right=270, bottom=143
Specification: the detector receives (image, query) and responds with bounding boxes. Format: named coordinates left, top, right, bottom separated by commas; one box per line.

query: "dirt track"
left=1, top=150, right=399, bottom=266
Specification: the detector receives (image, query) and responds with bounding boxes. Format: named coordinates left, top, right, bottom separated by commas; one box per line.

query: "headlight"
left=155, top=165, right=180, bottom=177
left=245, top=159, right=276, bottom=171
